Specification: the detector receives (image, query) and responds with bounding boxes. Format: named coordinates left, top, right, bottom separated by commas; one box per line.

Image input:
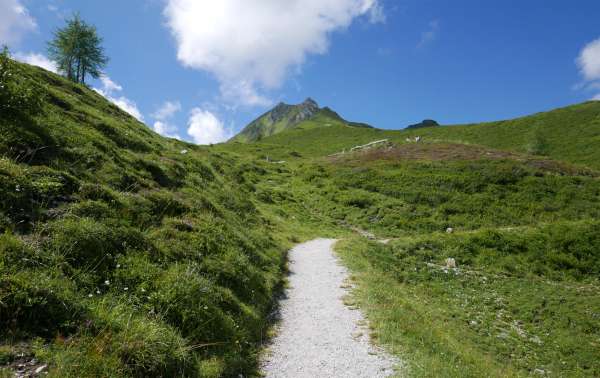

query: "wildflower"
left=96, top=290, right=101, bottom=295
left=141, top=288, right=146, bottom=293
left=88, top=294, right=93, bottom=298
left=116, top=264, right=121, bottom=268
left=104, top=280, right=110, bottom=285
left=124, top=287, right=128, bottom=291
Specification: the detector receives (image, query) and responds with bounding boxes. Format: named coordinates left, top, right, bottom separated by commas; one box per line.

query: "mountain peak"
left=230, top=98, right=322, bottom=142
left=302, top=97, right=318, bottom=106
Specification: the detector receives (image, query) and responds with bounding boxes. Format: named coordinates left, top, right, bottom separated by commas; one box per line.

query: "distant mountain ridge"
left=230, top=98, right=373, bottom=143
left=406, top=119, right=439, bottom=129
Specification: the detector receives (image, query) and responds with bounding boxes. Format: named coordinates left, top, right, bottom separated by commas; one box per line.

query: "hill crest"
left=230, top=98, right=373, bottom=143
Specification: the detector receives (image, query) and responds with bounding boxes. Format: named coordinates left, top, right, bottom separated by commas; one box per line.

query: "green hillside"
left=229, top=98, right=373, bottom=143
left=403, top=101, right=600, bottom=169
left=247, top=101, right=600, bottom=169
left=2, top=54, right=600, bottom=378
left=0, top=57, right=293, bottom=377
left=220, top=100, right=600, bottom=376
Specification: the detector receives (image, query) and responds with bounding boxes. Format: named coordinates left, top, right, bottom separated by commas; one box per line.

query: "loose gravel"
left=261, top=239, right=398, bottom=378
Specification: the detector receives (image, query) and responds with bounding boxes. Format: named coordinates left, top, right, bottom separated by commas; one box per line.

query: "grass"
left=220, top=139, right=600, bottom=377
left=336, top=233, right=600, bottom=377
left=2, top=52, right=600, bottom=377
left=0, top=56, right=292, bottom=377
left=244, top=100, right=600, bottom=169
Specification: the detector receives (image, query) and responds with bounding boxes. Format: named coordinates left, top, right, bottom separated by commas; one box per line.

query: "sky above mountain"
left=2, top=0, right=600, bottom=144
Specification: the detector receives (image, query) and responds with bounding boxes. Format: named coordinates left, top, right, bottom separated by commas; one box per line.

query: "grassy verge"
left=336, top=232, right=600, bottom=377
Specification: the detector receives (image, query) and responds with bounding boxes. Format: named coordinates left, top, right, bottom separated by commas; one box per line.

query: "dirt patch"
left=331, top=143, right=598, bottom=177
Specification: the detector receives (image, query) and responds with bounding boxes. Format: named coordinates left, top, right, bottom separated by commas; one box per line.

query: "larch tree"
left=47, top=14, right=108, bottom=84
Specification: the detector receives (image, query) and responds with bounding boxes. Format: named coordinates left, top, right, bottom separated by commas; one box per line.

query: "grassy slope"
left=229, top=107, right=349, bottom=144
left=3, top=55, right=600, bottom=377
left=252, top=101, right=600, bottom=169
left=221, top=126, right=600, bottom=376
left=0, top=60, right=297, bottom=377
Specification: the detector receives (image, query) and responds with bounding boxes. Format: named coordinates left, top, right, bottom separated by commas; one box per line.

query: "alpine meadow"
left=1, top=1, right=600, bottom=378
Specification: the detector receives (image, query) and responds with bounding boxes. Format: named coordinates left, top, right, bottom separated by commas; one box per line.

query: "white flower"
left=88, top=294, right=93, bottom=298
left=104, top=280, right=110, bottom=285
left=96, top=290, right=101, bottom=295
left=124, top=287, right=128, bottom=291
left=116, top=264, right=121, bottom=268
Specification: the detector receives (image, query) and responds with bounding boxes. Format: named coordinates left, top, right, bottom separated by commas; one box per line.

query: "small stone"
left=445, top=258, right=457, bottom=269
left=35, top=365, right=48, bottom=374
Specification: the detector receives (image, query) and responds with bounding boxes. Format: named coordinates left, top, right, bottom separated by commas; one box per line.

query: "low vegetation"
left=0, top=58, right=290, bottom=377
left=2, top=56, right=600, bottom=377
left=224, top=139, right=600, bottom=377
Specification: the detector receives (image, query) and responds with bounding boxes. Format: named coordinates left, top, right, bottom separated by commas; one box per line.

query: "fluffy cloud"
left=14, top=52, right=58, bottom=73
left=99, top=75, right=123, bottom=93
left=152, top=120, right=181, bottom=139
left=577, top=38, right=600, bottom=81
left=577, top=37, right=600, bottom=100
left=94, top=75, right=144, bottom=121
left=164, top=0, right=384, bottom=106
left=151, top=101, right=182, bottom=139
left=0, top=0, right=36, bottom=46
left=152, top=100, right=181, bottom=121
left=109, top=96, right=144, bottom=121
left=187, top=108, right=231, bottom=145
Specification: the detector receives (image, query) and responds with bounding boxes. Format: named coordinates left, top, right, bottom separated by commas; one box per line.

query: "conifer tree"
left=47, top=14, right=108, bottom=84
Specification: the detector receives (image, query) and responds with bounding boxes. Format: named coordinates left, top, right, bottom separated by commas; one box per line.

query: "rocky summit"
left=230, top=98, right=322, bottom=143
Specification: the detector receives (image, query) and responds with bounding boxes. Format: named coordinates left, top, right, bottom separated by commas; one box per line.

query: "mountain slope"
left=402, top=101, right=600, bottom=168
left=230, top=98, right=372, bottom=143
left=0, top=57, right=288, bottom=377
left=250, top=101, right=600, bottom=168
left=3, top=54, right=600, bottom=378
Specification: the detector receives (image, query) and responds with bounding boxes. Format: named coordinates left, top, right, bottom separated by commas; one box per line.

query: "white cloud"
left=0, top=0, right=36, bottom=46
left=152, top=100, right=181, bottom=121
left=187, top=108, right=231, bottom=145
left=577, top=37, right=600, bottom=100
left=109, top=96, right=144, bottom=121
left=219, top=81, right=272, bottom=107
left=152, top=121, right=181, bottom=139
left=93, top=75, right=144, bottom=121
left=418, top=20, right=439, bottom=48
left=367, top=2, right=386, bottom=24
left=150, top=100, right=182, bottom=139
left=14, top=52, right=57, bottom=73
left=99, top=75, right=123, bottom=93
left=577, top=38, right=600, bottom=81
left=163, top=0, right=384, bottom=106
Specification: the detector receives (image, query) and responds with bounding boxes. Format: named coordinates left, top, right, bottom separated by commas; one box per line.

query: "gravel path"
left=261, top=239, right=398, bottom=378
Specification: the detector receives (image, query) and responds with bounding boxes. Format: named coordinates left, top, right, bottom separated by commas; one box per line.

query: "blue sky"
left=2, top=0, right=600, bottom=144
